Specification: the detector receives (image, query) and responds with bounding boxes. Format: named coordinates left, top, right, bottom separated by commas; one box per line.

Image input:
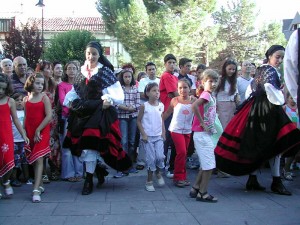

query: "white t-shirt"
left=12, top=110, right=24, bottom=142
left=138, top=77, right=160, bottom=93
left=141, top=102, right=164, bottom=136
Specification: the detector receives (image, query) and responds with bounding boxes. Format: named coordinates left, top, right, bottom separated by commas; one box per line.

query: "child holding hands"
left=0, top=73, right=29, bottom=199
left=137, top=83, right=165, bottom=192
left=190, top=69, right=219, bottom=203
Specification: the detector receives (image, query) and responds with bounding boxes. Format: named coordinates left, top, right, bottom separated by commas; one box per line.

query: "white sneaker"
left=166, top=171, right=174, bottom=179
left=156, top=176, right=165, bottom=187
left=145, top=182, right=155, bottom=192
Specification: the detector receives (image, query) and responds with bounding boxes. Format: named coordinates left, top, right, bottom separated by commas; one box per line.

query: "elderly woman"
left=63, top=41, right=132, bottom=195
left=214, top=45, right=300, bottom=196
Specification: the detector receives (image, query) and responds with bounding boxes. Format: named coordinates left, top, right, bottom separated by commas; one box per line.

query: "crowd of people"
left=0, top=31, right=300, bottom=203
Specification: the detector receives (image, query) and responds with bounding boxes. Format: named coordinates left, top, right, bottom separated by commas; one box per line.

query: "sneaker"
left=113, top=172, right=128, bottom=178
left=166, top=171, right=174, bottom=179
left=26, top=179, right=34, bottom=185
left=128, top=168, right=139, bottom=173
left=145, top=182, right=155, bottom=192
left=156, top=176, right=165, bottom=187
left=217, top=170, right=231, bottom=178
left=42, top=175, right=50, bottom=184
left=10, top=180, right=22, bottom=187
left=283, top=171, right=293, bottom=181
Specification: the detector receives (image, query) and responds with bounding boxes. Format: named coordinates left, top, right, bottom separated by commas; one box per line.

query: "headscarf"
left=86, top=41, right=114, bottom=72
left=265, top=45, right=285, bottom=60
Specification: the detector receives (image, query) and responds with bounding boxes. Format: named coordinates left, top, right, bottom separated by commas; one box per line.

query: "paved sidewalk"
left=0, top=168, right=300, bottom=225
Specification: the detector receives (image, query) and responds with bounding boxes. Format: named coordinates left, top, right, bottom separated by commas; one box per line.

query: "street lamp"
left=35, top=0, right=45, bottom=59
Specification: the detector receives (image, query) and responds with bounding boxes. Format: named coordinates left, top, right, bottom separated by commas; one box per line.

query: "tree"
left=257, top=22, right=287, bottom=60
left=96, top=0, right=218, bottom=70
left=44, top=30, right=96, bottom=65
left=3, top=23, right=42, bottom=69
left=212, top=0, right=258, bottom=65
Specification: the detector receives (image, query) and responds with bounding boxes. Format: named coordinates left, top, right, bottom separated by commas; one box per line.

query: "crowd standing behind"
left=1, top=40, right=300, bottom=203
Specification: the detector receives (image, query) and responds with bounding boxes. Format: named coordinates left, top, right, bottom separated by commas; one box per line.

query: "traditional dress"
left=63, top=62, right=132, bottom=171
left=24, top=96, right=51, bottom=164
left=0, top=98, right=15, bottom=177
left=215, top=65, right=300, bottom=175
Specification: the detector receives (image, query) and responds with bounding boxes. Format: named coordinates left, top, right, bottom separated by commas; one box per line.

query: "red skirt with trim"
left=215, top=95, right=300, bottom=176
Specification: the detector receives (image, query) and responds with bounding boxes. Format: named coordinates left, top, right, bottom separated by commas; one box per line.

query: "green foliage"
left=3, top=23, right=42, bottom=68
left=44, top=30, right=96, bottom=65
left=212, top=0, right=258, bottom=63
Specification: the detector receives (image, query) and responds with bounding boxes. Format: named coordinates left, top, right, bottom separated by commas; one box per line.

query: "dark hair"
left=24, top=73, right=46, bottom=93
left=137, top=71, right=147, bottom=81
left=86, top=41, right=114, bottom=71
left=164, top=54, right=176, bottom=63
left=144, top=82, right=158, bottom=100
left=196, top=64, right=207, bottom=71
left=118, top=70, right=135, bottom=87
left=178, top=78, right=191, bottom=88
left=53, top=60, right=62, bottom=68
left=215, top=58, right=238, bottom=95
left=0, top=73, right=13, bottom=96
left=11, top=92, right=25, bottom=100
left=145, top=62, right=156, bottom=71
left=265, top=45, right=285, bottom=62
left=122, top=63, right=136, bottom=75
left=179, top=58, right=192, bottom=68
left=35, top=60, right=56, bottom=93
left=63, top=61, right=78, bottom=82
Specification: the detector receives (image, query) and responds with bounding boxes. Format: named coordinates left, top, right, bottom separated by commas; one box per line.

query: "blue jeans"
left=119, top=117, right=137, bottom=159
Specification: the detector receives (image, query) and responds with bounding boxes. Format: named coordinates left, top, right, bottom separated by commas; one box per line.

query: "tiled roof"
left=27, top=17, right=105, bottom=32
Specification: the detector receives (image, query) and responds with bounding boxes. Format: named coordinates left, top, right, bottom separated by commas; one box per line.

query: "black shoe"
left=271, top=177, right=292, bottom=196
left=95, top=165, right=108, bottom=188
left=82, top=173, right=93, bottom=195
left=246, top=175, right=266, bottom=191
left=10, top=180, right=22, bottom=187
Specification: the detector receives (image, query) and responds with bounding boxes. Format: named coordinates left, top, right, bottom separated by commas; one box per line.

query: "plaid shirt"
left=118, top=85, right=141, bottom=119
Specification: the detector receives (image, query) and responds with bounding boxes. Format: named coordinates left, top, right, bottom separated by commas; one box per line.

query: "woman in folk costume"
left=215, top=45, right=300, bottom=195
left=63, top=41, right=132, bottom=195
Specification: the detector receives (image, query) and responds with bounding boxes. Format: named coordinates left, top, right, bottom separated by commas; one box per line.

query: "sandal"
left=39, top=186, right=45, bottom=194
left=32, top=190, right=41, bottom=203
left=196, top=192, right=218, bottom=203
left=189, top=186, right=199, bottom=198
left=75, top=177, right=82, bottom=182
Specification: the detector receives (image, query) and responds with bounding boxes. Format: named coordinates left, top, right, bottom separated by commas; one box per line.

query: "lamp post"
left=35, top=0, right=45, bottom=59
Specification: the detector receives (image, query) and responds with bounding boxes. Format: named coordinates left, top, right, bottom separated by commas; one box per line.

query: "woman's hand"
left=102, top=99, right=112, bottom=109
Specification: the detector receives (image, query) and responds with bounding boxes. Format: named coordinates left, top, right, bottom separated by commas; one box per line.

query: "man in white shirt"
left=237, top=60, right=253, bottom=104
left=138, top=62, right=160, bottom=102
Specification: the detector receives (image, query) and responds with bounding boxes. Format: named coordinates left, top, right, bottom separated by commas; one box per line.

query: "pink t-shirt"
left=159, top=71, right=178, bottom=112
left=192, top=91, right=216, bottom=132
left=58, top=81, right=73, bottom=117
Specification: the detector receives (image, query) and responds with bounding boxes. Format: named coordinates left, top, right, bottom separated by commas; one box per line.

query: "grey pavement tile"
left=64, top=215, right=104, bottom=225
left=106, top=189, right=165, bottom=201
left=152, top=200, right=188, bottom=213
left=40, top=190, right=78, bottom=203
left=53, top=202, right=110, bottom=216
left=249, top=208, right=300, bottom=225
left=75, top=189, right=107, bottom=202
left=17, top=203, right=58, bottom=216
left=103, top=213, right=200, bottom=225
left=0, top=217, right=6, bottom=225
left=110, top=201, right=156, bottom=214
left=0, top=202, right=26, bottom=216
left=192, top=210, right=263, bottom=225
left=266, top=193, right=300, bottom=208
left=2, top=216, right=66, bottom=225
left=183, top=196, right=251, bottom=213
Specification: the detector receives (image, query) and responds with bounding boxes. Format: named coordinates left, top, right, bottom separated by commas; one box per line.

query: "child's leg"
left=2, top=169, right=14, bottom=196
left=284, top=157, right=294, bottom=172
left=147, top=170, right=153, bottom=183
left=189, top=169, right=203, bottom=198
left=21, top=164, right=30, bottom=182
left=199, top=169, right=213, bottom=194
left=170, top=132, right=190, bottom=182
left=33, top=157, right=44, bottom=192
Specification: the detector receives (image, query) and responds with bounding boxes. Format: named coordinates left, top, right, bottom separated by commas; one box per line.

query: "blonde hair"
left=201, top=69, right=219, bottom=81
